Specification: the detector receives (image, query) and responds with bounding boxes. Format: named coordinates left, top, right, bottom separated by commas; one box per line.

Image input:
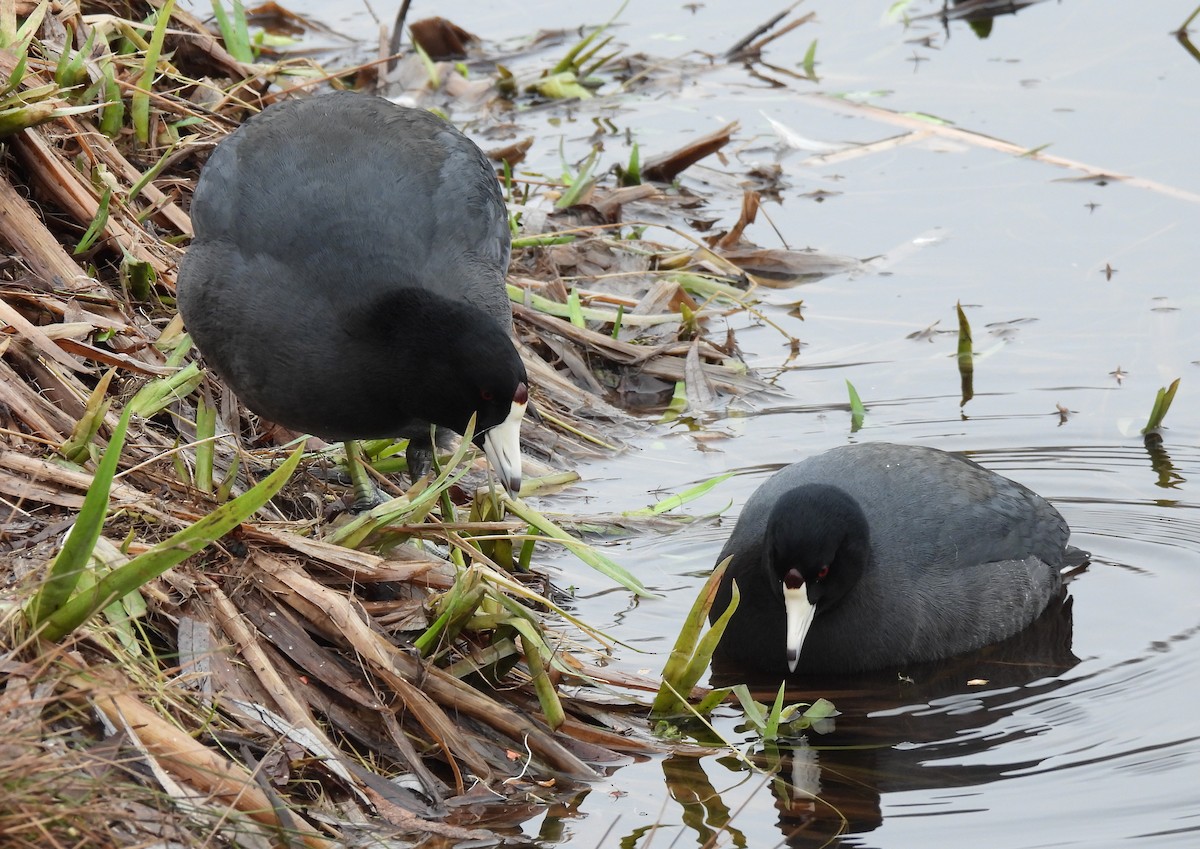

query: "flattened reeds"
left=0, top=1, right=804, bottom=841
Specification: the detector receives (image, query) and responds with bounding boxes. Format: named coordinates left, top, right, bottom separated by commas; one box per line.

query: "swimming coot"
left=177, top=91, right=528, bottom=497
left=711, top=442, right=1082, bottom=676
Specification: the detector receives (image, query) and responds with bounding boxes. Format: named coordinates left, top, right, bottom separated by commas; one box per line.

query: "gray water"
left=271, top=0, right=1200, bottom=844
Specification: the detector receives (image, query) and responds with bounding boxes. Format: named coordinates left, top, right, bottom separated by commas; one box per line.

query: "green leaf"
left=618, top=142, right=641, bottom=186
left=624, top=472, right=734, bottom=517
left=40, top=446, right=304, bottom=641
left=133, top=0, right=177, bottom=145
left=846, top=379, right=865, bottom=432
left=59, top=369, right=117, bottom=464
left=412, top=39, right=440, bottom=88
left=800, top=39, right=819, bottom=78
left=28, top=396, right=132, bottom=629
left=555, top=146, right=600, bottom=208
left=651, top=558, right=735, bottom=718
left=803, top=697, right=839, bottom=721
left=74, top=187, right=111, bottom=255
left=505, top=282, right=680, bottom=327
left=659, top=380, right=687, bottom=424
left=763, top=682, right=787, bottom=741
left=503, top=497, right=654, bottom=597
left=731, top=684, right=767, bottom=731
left=327, top=417, right=478, bottom=549
left=194, top=395, right=216, bottom=495
left=508, top=615, right=565, bottom=730
left=566, top=287, right=586, bottom=328
left=99, top=57, right=125, bottom=138
left=956, top=300, right=974, bottom=406
left=127, top=363, right=203, bottom=417
left=1143, top=378, right=1181, bottom=434
left=211, top=0, right=254, bottom=63
left=128, top=139, right=179, bottom=205
left=414, top=566, right=486, bottom=656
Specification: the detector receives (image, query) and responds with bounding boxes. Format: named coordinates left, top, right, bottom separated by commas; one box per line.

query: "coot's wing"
left=189, top=93, right=511, bottom=325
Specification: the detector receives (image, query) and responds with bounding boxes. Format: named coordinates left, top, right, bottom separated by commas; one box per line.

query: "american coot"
left=711, top=443, right=1083, bottom=676
left=177, top=91, right=528, bottom=497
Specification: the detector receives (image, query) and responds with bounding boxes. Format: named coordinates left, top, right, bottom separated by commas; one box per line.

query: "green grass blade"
left=27, top=399, right=132, bottom=629
left=210, top=0, right=254, bottom=63
left=1142, top=378, right=1181, bottom=434
left=127, top=363, right=203, bottom=417
left=624, top=471, right=734, bottom=517
left=555, top=146, right=599, bottom=208
left=651, top=557, right=735, bottom=718
left=566, top=287, right=586, bottom=328
left=508, top=616, right=565, bottom=730
left=846, top=379, right=865, bottom=432
left=505, top=282, right=680, bottom=326
left=619, top=141, right=641, bottom=186
left=956, top=300, right=974, bottom=406
left=59, top=369, right=116, bottom=464
left=693, top=686, right=733, bottom=716
left=9, top=1, right=48, bottom=52
left=133, top=0, right=176, bottom=145
left=327, top=417, right=477, bottom=549
left=40, top=446, right=303, bottom=641
left=413, top=39, right=440, bottom=88
left=413, top=566, right=485, bottom=656
left=801, top=39, right=819, bottom=78
left=763, top=682, right=787, bottom=741
left=194, top=396, right=216, bottom=494
left=128, top=139, right=179, bottom=204
left=502, top=497, right=653, bottom=597
left=510, top=234, right=576, bottom=249
left=731, top=684, right=767, bottom=732
left=74, top=187, right=111, bottom=254
left=551, top=0, right=627, bottom=73
left=99, top=57, right=125, bottom=137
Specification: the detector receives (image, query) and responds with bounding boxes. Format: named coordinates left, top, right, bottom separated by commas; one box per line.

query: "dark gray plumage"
left=711, top=442, right=1082, bottom=676
left=177, top=91, right=528, bottom=493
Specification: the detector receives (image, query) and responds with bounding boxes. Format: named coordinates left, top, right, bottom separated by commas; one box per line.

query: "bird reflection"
left=691, top=593, right=1079, bottom=847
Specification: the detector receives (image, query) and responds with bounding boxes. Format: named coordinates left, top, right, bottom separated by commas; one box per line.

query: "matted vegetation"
left=0, top=1, right=847, bottom=844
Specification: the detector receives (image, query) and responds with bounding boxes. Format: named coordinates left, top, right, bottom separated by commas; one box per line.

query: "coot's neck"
left=340, top=286, right=522, bottom=434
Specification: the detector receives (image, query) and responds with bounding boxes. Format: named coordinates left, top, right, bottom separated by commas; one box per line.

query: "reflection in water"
left=931, top=0, right=1046, bottom=39
left=1144, top=438, right=1186, bottom=490
left=693, top=595, right=1078, bottom=847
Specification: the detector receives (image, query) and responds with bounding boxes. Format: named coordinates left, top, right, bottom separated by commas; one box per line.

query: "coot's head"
left=425, top=324, right=529, bottom=495
left=355, top=289, right=531, bottom=495
left=764, top=484, right=871, bottom=671
left=472, top=368, right=530, bottom=497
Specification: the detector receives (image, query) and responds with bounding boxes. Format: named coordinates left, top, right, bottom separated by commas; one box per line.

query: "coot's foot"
left=405, top=438, right=434, bottom=485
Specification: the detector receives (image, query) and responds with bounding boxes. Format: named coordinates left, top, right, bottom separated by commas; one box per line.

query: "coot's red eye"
left=817, top=564, right=830, bottom=580
left=481, top=389, right=494, bottom=401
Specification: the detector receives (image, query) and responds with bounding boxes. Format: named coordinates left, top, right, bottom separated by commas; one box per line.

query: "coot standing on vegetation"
left=177, top=91, right=528, bottom=500
left=711, top=442, right=1085, bottom=676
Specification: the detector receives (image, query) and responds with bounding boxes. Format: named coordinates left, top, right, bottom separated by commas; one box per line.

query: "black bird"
left=177, top=91, right=528, bottom=500
left=711, top=442, right=1084, bottom=676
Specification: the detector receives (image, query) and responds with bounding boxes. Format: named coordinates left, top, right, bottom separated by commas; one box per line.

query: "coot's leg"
left=405, top=437, right=434, bottom=485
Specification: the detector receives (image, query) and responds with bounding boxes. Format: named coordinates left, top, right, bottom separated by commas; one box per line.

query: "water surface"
left=277, top=0, right=1200, bottom=844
